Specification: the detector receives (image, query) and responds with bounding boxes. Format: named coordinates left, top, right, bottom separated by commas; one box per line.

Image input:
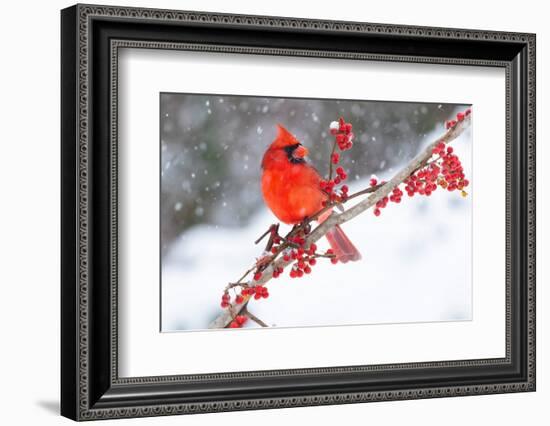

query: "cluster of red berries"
left=445, top=107, right=471, bottom=130
left=413, top=142, right=469, bottom=196
left=320, top=118, right=356, bottom=205
left=229, top=315, right=248, bottom=328
left=220, top=282, right=270, bottom=311
left=285, top=241, right=319, bottom=278
left=434, top=143, right=469, bottom=194
left=320, top=167, right=348, bottom=201
left=330, top=117, right=354, bottom=150
left=220, top=292, right=231, bottom=308
left=271, top=265, right=285, bottom=278
left=372, top=186, right=403, bottom=217
left=334, top=167, right=348, bottom=184
left=242, top=285, right=269, bottom=300
left=374, top=144, right=468, bottom=217
left=404, top=163, right=440, bottom=197
left=372, top=108, right=471, bottom=217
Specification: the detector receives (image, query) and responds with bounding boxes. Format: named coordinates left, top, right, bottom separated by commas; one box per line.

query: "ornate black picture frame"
left=61, top=4, right=536, bottom=421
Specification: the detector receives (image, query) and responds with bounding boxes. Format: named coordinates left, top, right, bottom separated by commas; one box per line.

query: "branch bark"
left=208, top=115, right=471, bottom=329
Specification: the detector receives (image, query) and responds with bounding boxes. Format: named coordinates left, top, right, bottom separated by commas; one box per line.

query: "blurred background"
left=160, top=93, right=472, bottom=331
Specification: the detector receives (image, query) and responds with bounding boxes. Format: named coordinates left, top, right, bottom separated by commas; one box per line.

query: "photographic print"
left=160, top=93, right=473, bottom=332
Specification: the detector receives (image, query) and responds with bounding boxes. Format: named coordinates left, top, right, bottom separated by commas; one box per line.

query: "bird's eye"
left=283, top=143, right=300, bottom=155
left=283, top=143, right=307, bottom=163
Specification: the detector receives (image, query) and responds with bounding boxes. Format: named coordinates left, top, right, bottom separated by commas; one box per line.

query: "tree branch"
left=208, top=115, right=471, bottom=329
left=243, top=307, right=269, bottom=327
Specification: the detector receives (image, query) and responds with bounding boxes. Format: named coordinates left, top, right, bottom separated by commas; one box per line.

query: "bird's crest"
left=271, top=124, right=300, bottom=148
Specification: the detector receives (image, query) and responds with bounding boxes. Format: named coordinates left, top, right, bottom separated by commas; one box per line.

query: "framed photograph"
left=61, top=4, right=536, bottom=421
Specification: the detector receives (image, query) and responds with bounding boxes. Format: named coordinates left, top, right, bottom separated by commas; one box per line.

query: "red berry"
left=330, top=257, right=338, bottom=264
left=332, top=153, right=340, bottom=164
left=229, top=321, right=239, bottom=328
left=374, top=208, right=381, bottom=217
left=309, top=258, right=317, bottom=266
left=235, top=295, right=244, bottom=304
left=336, top=167, right=344, bottom=176
left=254, top=272, right=262, bottom=281
left=445, top=120, right=456, bottom=130
left=304, top=266, right=312, bottom=274
left=338, top=117, right=346, bottom=131
left=236, top=315, right=247, bottom=325
left=456, top=112, right=465, bottom=121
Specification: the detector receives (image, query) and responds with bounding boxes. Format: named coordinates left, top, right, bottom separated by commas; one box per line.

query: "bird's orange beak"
left=294, top=145, right=308, bottom=158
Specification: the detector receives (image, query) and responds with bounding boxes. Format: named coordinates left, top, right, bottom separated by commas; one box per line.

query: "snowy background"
left=160, top=93, right=472, bottom=332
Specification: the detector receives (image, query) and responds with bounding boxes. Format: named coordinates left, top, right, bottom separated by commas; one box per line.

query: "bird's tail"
left=325, top=224, right=362, bottom=263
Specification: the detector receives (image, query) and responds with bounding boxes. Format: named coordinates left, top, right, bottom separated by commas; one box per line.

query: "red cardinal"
left=261, top=125, right=361, bottom=263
